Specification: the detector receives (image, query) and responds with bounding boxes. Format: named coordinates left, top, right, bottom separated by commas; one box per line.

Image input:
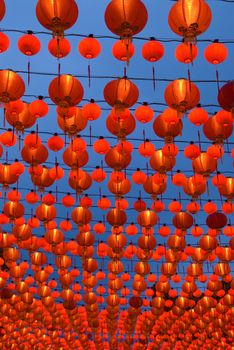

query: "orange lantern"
left=49, top=75, right=84, bottom=108
left=48, top=37, right=71, bottom=58
left=175, top=42, right=198, bottom=64
left=164, top=79, right=200, bottom=113
left=142, top=38, right=164, bottom=90
left=36, top=0, right=78, bottom=37
left=104, top=77, right=139, bottom=112
left=168, top=0, right=212, bottom=43
left=112, top=40, right=135, bottom=62
left=0, top=70, right=25, bottom=103
left=104, top=0, right=148, bottom=41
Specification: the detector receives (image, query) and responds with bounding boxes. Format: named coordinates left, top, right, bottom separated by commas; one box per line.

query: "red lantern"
left=48, top=37, right=71, bottom=58
left=164, top=79, right=200, bottom=113
left=175, top=42, right=198, bottom=64
left=104, top=0, right=148, bottom=41
left=104, top=77, right=139, bottom=111
left=0, top=70, right=25, bottom=103
left=0, top=0, right=5, bottom=21
left=0, top=32, right=10, bottom=53
left=112, top=40, right=135, bottom=62
left=168, top=0, right=212, bottom=43
left=218, top=81, right=234, bottom=113
left=142, top=38, right=164, bottom=90
left=36, top=0, right=78, bottom=37
left=49, top=75, right=84, bottom=107
left=204, top=40, right=228, bottom=65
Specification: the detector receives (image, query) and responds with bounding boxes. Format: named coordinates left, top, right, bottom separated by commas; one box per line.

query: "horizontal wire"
left=4, top=68, right=232, bottom=85
left=1, top=27, right=234, bottom=44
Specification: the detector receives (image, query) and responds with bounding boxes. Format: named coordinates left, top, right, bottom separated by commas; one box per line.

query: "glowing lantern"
left=164, top=79, right=200, bottom=113
left=104, top=77, right=139, bottom=112
left=134, top=103, right=154, bottom=123
left=112, top=40, right=135, bottom=62
left=0, top=32, right=10, bottom=53
left=36, top=0, right=78, bottom=37
left=168, top=0, right=212, bottom=43
left=142, top=38, right=164, bottom=90
left=175, top=42, right=198, bottom=64
left=48, top=37, right=71, bottom=58
left=0, top=70, right=25, bottom=103
left=49, top=75, right=84, bottom=108
left=104, top=0, right=148, bottom=41
left=78, top=35, right=101, bottom=87
left=188, top=104, right=209, bottom=126
left=29, top=98, right=49, bottom=118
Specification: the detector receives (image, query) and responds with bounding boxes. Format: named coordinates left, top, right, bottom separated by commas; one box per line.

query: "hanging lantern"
left=175, top=42, right=198, bottom=64
left=134, top=103, right=154, bottom=124
left=203, top=114, right=233, bottom=143
left=18, top=32, right=41, bottom=85
left=104, top=77, right=139, bottom=112
left=106, top=112, right=136, bottom=139
left=188, top=104, right=209, bottom=126
left=204, top=40, right=228, bottom=90
left=143, top=176, right=167, bottom=199
left=206, top=212, right=227, bottom=230
left=104, top=0, right=148, bottom=42
left=164, top=79, right=200, bottom=113
left=168, top=0, right=212, bottom=43
left=0, top=0, right=5, bottom=21
left=0, top=70, right=25, bottom=103
left=218, top=177, right=234, bottom=200
left=5, top=102, right=36, bottom=132
left=0, top=32, right=10, bottom=53
left=57, top=107, right=88, bottom=136
left=82, top=99, right=101, bottom=121
left=48, top=37, right=71, bottom=58
left=150, top=149, right=176, bottom=173
left=137, top=209, right=158, bottom=228
left=112, top=40, right=135, bottom=62
left=78, top=35, right=101, bottom=87
left=105, top=147, right=131, bottom=171
left=36, top=0, right=78, bottom=37
left=142, top=38, right=164, bottom=90
left=71, top=206, right=92, bottom=226
left=218, top=81, right=234, bottom=115
left=183, top=176, right=206, bottom=198
left=29, top=97, right=49, bottom=118
left=173, top=212, right=194, bottom=230
left=106, top=208, right=127, bottom=227
left=153, top=114, right=183, bottom=143
left=192, top=152, right=217, bottom=176
left=49, top=75, right=84, bottom=108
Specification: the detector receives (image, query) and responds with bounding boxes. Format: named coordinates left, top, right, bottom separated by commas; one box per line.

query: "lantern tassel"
left=188, top=68, right=191, bottom=92
left=216, top=68, right=220, bottom=92
left=27, top=61, right=30, bottom=86
left=206, top=180, right=210, bottom=197
left=152, top=66, right=156, bottom=91
left=89, top=124, right=92, bottom=146
left=126, top=42, right=130, bottom=66
left=58, top=62, right=61, bottom=85
left=189, top=42, right=194, bottom=66
left=88, top=64, right=91, bottom=88
left=3, top=107, right=6, bottom=128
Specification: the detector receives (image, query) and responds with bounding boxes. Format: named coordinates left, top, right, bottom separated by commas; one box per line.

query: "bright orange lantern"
left=36, top=0, right=78, bottom=37
left=104, top=0, right=148, bottom=41
left=168, top=0, right=212, bottom=43
left=164, top=79, right=200, bottom=113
